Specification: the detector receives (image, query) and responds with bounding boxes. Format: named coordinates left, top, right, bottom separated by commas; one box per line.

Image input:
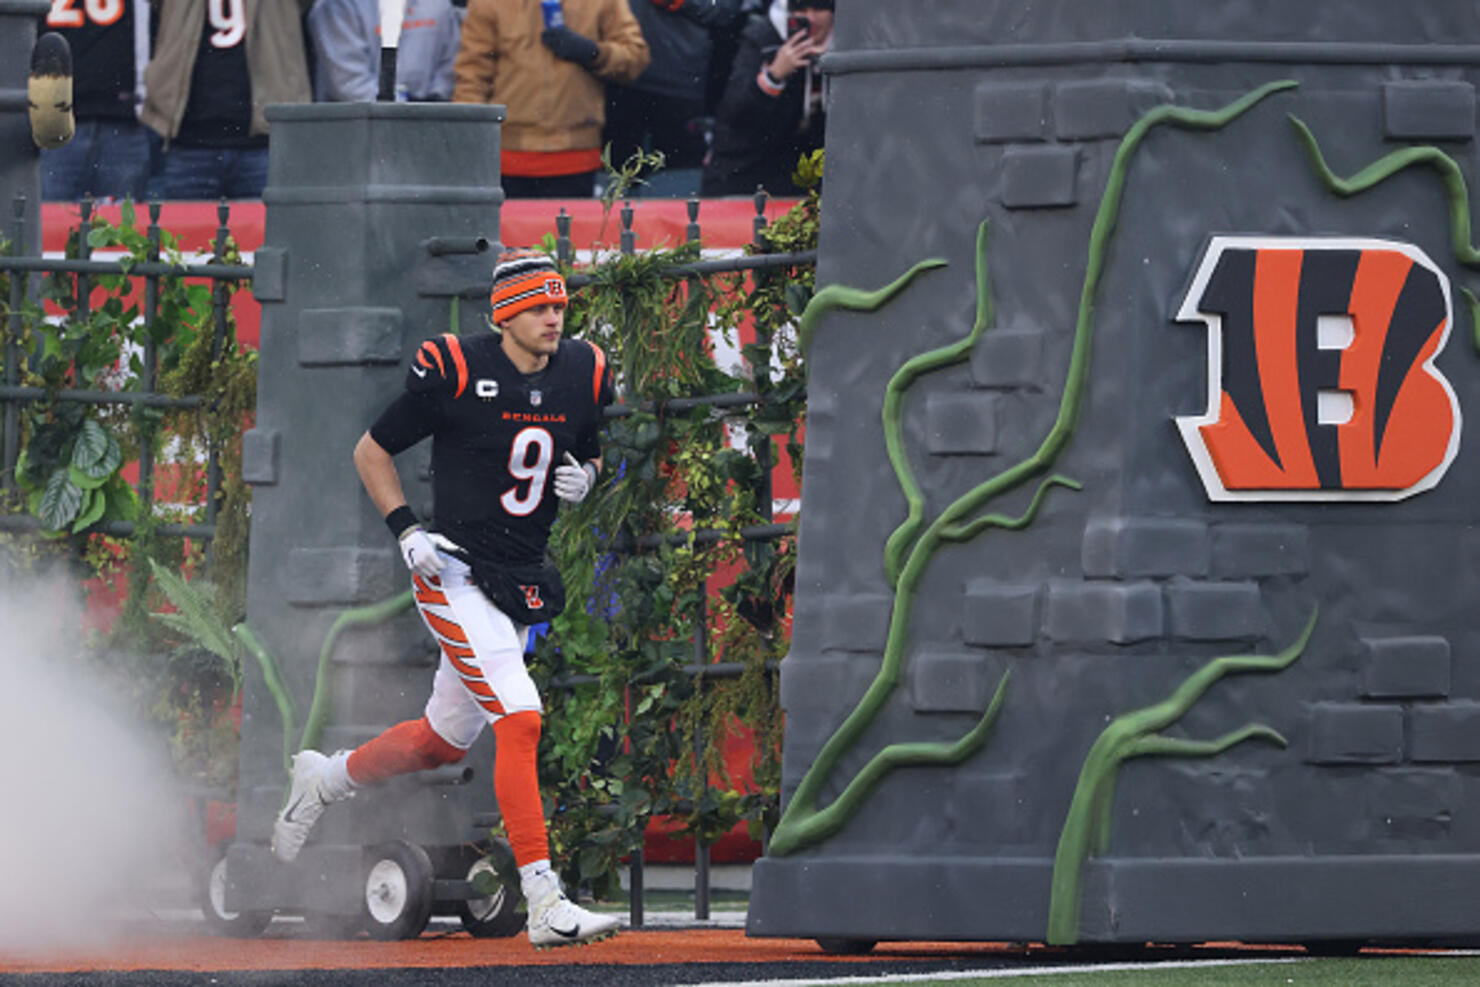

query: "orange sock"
left=346, top=716, right=466, bottom=785
left=493, top=711, right=549, bottom=868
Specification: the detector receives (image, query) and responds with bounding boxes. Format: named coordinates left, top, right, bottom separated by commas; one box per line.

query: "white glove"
left=398, top=525, right=446, bottom=578
left=553, top=452, right=597, bottom=503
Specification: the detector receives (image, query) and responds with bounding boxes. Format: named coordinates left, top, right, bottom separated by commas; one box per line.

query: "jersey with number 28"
left=370, top=332, right=613, bottom=566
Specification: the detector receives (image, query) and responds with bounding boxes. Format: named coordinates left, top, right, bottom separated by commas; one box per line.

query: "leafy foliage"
left=527, top=173, right=819, bottom=895
left=0, top=203, right=255, bottom=790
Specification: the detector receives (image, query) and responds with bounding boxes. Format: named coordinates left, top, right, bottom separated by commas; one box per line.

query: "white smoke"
left=0, top=561, right=194, bottom=953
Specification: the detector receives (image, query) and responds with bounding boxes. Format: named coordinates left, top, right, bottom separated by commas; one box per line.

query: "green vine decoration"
left=1046, top=610, right=1317, bottom=945
left=1287, top=115, right=1480, bottom=352
left=796, top=259, right=946, bottom=358
left=296, top=590, right=415, bottom=754
left=233, top=622, right=298, bottom=776
left=509, top=167, right=820, bottom=894
left=767, top=79, right=1299, bottom=860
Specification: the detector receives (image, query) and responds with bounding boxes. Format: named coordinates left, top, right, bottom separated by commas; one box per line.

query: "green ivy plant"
left=525, top=169, right=817, bottom=895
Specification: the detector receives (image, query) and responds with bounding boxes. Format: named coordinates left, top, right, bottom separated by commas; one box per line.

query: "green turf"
left=889, top=955, right=1480, bottom=986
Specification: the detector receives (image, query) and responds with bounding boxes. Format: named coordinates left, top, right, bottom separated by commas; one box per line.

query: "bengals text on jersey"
left=369, top=331, right=614, bottom=566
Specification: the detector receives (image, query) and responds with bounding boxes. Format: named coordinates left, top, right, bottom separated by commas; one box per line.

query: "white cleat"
left=271, top=750, right=342, bottom=862
left=526, top=880, right=621, bottom=948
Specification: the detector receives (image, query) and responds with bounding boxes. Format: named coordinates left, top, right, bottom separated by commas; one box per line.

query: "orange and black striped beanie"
left=490, top=250, right=567, bottom=324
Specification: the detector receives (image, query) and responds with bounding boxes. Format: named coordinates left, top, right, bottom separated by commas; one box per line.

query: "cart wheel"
left=199, top=847, right=272, bottom=938
left=816, top=937, right=876, bottom=955
left=361, top=840, right=435, bottom=941
left=456, top=845, right=525, bottom=938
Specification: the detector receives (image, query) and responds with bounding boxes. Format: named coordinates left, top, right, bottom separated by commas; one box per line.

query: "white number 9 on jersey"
left=501, top=427, right=554, bottom=516
left=207, top=0, right=246, bottom=48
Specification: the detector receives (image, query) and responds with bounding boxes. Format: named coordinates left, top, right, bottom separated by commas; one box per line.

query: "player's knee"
left=413, top=716, right=468, bottom=768
left=493, top=709, right=542, bottom=753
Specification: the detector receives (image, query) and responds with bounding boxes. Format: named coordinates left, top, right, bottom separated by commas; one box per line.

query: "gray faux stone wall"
left=752, top=0, right=1480, bottom=947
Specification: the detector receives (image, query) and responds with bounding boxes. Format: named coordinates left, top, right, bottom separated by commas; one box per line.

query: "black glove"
left=541, top=27, right=599, bottom=67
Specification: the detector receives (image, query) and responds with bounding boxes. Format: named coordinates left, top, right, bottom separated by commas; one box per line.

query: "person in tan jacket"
left=454, top=0, right=649, bottom=197
left=141, top=0, right=312, bottom=198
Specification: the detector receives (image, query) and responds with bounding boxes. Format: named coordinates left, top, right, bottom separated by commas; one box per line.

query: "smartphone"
left=786, top=13, right=810, bottom=37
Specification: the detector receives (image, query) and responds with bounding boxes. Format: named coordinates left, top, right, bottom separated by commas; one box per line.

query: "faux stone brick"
left=1306, top=703, right=1403, bottom=765
left=947, top=773, right=1032, bottom=843
left=913, top=652, right=995, bottom=713
left=297, top=307, right=404, bottom=366
left=1001, top=146, right=1078, bottom=209
left=1365, top=768, right=1456, bottom=840
left=968, top=329, right=1043, bottom=388
left=1410, top=702, right=1480, bottom=762
left=962, top=581, right=1038, bottom=647
left=926, top=392, right=999, bottom=455
left=1082, top=517, right=1209, bottom=578
left=241, top=428, right=280, bottom=485
left=1044, top=580, right=1161, bottom=645
left=1210, top=523, right=1310, bottom=578
left=1054, top=79, right=1172, bottom=140
left=1382, top=81, right=1476, bottom=141
left=251, top=246, right=287, bottom=302
left=798, top=385, right=836, bottom=462
left=1362, top=636, right=1451, bottom=699
left=284, top=547, right=399, bottom=605
left=974, top=83, right=1049, bottom=143
left=820, top=593, right=892, bottom=653
left=780, top=655, right=879, bottom=712
left=1166, top=580, right=1265, bottom=641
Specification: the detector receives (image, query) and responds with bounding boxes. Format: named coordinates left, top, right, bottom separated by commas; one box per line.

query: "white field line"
left=675, top=956, right=1306, bottom=987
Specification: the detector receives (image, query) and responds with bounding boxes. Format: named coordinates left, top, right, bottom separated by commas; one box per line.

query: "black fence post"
left=77, top=195, right=93, bottom=324
left=3, top=194, right=25, bottom=491
left=203, top=200, right=231, bottom=557
left=136, top=201, right=162, bottom=517
left=556, top=207, right=572, bottom=267
left=693, top=580, right=711, bottom=921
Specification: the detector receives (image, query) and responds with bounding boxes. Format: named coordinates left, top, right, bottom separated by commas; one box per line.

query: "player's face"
left=500, top=302, right=566, bottom=364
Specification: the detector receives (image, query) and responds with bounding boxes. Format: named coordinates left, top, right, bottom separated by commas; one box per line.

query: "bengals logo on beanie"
left=490, top=250, right=567, bottom=324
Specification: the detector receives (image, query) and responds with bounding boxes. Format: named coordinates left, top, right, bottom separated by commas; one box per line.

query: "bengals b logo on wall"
left=1176, top=236, right=1461, bottom=501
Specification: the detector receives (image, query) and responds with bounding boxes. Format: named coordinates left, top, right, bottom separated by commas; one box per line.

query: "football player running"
left=272, top=250, right=618, bottom=948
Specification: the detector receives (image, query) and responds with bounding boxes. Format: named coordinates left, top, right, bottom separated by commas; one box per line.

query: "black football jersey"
left=370, top=332, right=614, bottom=565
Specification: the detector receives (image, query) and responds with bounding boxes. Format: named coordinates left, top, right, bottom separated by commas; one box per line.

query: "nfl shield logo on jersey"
left=529, top=389, right=543, bottom=407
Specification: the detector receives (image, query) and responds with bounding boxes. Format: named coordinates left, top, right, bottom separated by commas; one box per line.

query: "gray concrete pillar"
left=232, top=102, right=504, bottom=915
left=750, top=0, right=1480, bottom=948
left=0, top=0, right=48, bottom=253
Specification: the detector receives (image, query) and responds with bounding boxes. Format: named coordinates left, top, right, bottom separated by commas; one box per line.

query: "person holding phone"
left=700, top=0, right=833, bottom=198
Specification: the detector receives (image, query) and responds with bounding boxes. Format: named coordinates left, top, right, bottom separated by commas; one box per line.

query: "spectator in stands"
left=601, top=0, right=743, bottom=196
left=37, top=0, right=153, bottom=202
left=141, top=0, right=313, bottom=199
left=308, top=0, right=464, bottom=102
left=700, top=0, right=830, bottom=198
left=453, top=0, right=649, bottom=198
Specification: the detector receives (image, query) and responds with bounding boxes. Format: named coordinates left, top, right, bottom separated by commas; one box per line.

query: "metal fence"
left=554, top=192, right=814, bottom=924
left=0, top=194, right=253, bottom=545
left=0, top=189, right=812, bottom=927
